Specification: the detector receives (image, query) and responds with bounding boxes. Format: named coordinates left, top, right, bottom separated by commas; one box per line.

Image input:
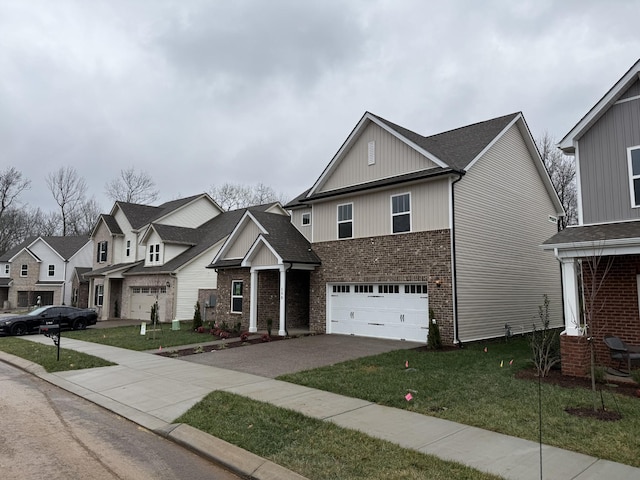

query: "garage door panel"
left=328, top=284, right=428, bottom=343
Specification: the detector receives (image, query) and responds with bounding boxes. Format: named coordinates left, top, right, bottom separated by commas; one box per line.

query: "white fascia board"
left=9, top=247, right=41, bottom=263
left=210, top=211, right=267, bottom=264
left=558, top=62, right=640, bottom=151
left=29, top=237, right=66, bottom=262
left=308, top=112, right=448, bottom=197
left=542, top=237, right=640, bottom=255
left=241, top=235, right=282, bottom=267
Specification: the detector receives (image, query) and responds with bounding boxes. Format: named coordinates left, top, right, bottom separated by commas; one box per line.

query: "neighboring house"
left=543, top=59, right=640, bottom=376
left=85, top=192, right=285, bottom=323
left=211, top=111, right=564, bottom=344
left=0, top=236, right=92, bottom=308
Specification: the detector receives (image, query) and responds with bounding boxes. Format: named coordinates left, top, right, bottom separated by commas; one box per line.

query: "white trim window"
left=302, top=212, right=311, bottom=226
left=97, top=241, right=108, bottom=263
left=21, top=264, right=28, bottom=277
left=148, top=244, right=161, bottom=264
left=337, top=203, right=353, bottom=239
left=95, top=284, right=104, bottom=306
left=391, top=193, right=411, bottom=233
left=126, top=240, right=131, bottom=257
left=231, top=280, right=243, bottom=313
left=4, top=265, right=9, bottom=275
left=48, top=265, right=55, bottom=277
left=628, top=146, right=640, bottom=207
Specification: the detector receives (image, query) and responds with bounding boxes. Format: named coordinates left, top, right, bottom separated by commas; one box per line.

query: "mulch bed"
left=156, top=335, right=288, bottom=357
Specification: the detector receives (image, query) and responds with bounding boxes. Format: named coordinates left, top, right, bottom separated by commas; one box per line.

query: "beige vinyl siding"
left=225, top=221, right=262, bottom=259
left=252, top=244, right=278, bottom=266
left=579, top=98, right=640, bottom=223
left=454, top=124, right=562, bottom=342
left=319, top=122, right=439, bottom=193
left=313, top=179, right=450, bottom=243
left=164, top=243, right=189, bottom=263
left=290, top=208, right=312, bottom=241
left=157, top=196, right=221, bottom=228
left=173, top=244, right=221, bottom=320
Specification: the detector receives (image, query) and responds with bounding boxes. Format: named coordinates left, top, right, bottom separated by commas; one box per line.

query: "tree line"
left=0, top=165, right=286, bottom=254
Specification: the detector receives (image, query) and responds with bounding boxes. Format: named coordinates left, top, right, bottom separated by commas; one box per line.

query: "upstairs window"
left=48, top=265, right=55, bottom=277
left=391, top=193, right=411, bottom=233
left=21, top=264, right=28, bottom=277
left=628, top=146, right=640, bottom=207
left=337, top=203, right=353, bottom=239
left=126, top=240, right=131, bottom=257
left=148, top=244, right=160, bottom=263
left=4, top=265, right=9, bottom=275
left=97, top=241, right=108, bottom=263
left=231, top=281, right=243, bottom=313
left=302, top=212, right=311, bottom=226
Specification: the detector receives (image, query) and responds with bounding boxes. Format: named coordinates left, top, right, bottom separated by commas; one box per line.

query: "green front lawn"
left=64, top=324, right=209, bottom=350
left=177, top=391, right=501, bottom=480
left=0, top=337, right=115, bottom=372
left=278, top=337, right=640, bottom=467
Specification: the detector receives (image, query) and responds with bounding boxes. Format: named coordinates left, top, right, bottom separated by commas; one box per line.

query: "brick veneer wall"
left=560, top=334, right=590, bottom=377
left=309, top=230, right=454, bottom=344
left=575, top=255, right=640, bottom=373
left=214, top=268, right=310, bottom=332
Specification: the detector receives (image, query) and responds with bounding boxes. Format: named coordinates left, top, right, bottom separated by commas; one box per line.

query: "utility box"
left=171, top=319, right=180, bottom=331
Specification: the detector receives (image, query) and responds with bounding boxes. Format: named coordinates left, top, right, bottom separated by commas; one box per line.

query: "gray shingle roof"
left=0, top=237, right=37, bottom=261
left=286, top=111, right=519, bottom=206
left=0, top=236, right=88, bottom=261
left=100, top=215, right=123, bottom=235
left=543, top=221, right=640, bottom=246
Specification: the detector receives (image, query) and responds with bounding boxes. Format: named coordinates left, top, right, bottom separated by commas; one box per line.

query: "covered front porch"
left=543, top=222, right=640, bottom=376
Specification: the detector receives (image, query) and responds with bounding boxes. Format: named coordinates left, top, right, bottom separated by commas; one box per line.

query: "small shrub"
left=234, top=322, right=242, bottom=334
left=194, top=345, right=204, bottom=354
left=427, top=308, right=442, bottom=350
left=192, top=302, right=203, bottom=331
left=266, top=318, right=273, bottom=337
left=530, top=295, right=560, bottom=377
left=261, top=333, right=271, bottom=342
left=240, top=332, right=249, bottom=342
left=196, top=326, right=206, bottom=334
left=219, top=331, right=230, bottom=339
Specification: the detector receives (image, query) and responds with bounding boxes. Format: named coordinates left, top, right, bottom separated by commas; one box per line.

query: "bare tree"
left=46, top=166, right=87, bottom=236
left=536, top=132, right=577, bottom=229
left=208, top=182, right=287, bottom=210
left=0, top=167, right=30, bottom=220
left=105, top=168, right=159, bottom=204
left=68, top=197, right=102, bottom=235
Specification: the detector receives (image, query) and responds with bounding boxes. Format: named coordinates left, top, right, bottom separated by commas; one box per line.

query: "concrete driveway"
left=179, top=334, right=423, bottom=378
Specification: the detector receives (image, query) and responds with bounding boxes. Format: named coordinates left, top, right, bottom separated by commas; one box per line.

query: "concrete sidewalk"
left=2, top=336, right=639, bottom=480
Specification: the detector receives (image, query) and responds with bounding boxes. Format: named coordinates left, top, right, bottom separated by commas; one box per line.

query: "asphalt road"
left=0, top=361, right=240, bottom=480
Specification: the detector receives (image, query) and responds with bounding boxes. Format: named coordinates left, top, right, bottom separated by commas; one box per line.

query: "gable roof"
left=558, top=58, right=640, bottom=154
left=92, top=214, right=124, bottom=237
left=1, top=236, right=89, bottom=262
left=0, top=236, right=37, bottom=262
left=288, top=111, right=533, bottom=207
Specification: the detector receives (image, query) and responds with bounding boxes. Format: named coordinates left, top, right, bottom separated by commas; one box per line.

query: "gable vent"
left=368, top=141, right=375, bottom=165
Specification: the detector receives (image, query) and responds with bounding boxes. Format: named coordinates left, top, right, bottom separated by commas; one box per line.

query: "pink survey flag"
left=405, top=393, right=413, bottom=401
left=159, top=346, right=162, bottom=351
left=509, top=359, right=514, bottom=366
left=405, top=360, right=409, bottom=368
left=484, top=347, right=488, bottom=353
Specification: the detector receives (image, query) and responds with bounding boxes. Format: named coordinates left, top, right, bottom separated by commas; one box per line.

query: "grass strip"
left=64, top=324, right=208, bottom=351
left=0, top=337, right=115, bottom=372
left=278, top=337, right=640, bottom=467
left=177, top=391, right=501, bottom=480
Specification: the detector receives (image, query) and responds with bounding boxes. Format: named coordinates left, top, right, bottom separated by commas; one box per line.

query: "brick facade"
left=568, top=254, right=640, bottom=374
left=9, top=251, right=62, bottom=308
left=309, top=230, right=454, bottom=343
left=560, top=334, right=590, bottom=377
left=214, top=268, right=310, bottom=332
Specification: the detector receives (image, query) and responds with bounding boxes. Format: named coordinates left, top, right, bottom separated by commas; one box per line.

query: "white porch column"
left=278, top=266, right=287, bottom=336
left=560, top=259, right=581, bottom=335
left=103, top=279, right=111, bottom=320
left=249, top=269, right=258, bottom=333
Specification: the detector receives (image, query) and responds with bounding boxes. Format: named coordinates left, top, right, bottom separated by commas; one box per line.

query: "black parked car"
left=0, top=306, right=98, bottom=336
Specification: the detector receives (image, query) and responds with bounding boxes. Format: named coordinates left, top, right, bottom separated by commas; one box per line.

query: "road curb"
left=0, top=351, right=308, bottom=480
left=158, top=423, right=309, bottom=480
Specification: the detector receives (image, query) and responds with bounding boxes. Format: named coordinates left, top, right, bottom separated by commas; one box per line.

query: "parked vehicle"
left=0, top=306, right=98, bottom=336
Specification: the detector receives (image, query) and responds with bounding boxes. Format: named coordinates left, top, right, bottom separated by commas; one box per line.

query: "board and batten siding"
left=252, top=244, right=278, bottom=266
left=225, top=221, right=262, bottom=259
left=454, top=124, right=562, bottom=342
left=578, top=97, right=640, bottom=224
left=319, top=122, right=439, bottom=194
left=312, top=179, right=450, bottom=243
left=290, top=208, right=312, bottom=241
left=174, top=243, right=222, bottom=320
left=157, top=196, right=221, bottom=228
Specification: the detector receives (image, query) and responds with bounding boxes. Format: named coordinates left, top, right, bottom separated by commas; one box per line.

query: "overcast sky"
left=2, top=0, right=639, bottom=213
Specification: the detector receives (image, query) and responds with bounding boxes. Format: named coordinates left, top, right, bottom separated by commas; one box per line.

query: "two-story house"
left=0, top=236, right=92, bottom=309
left=210, top=111, right=564, bottom=344
left=85, top=193, right=285, bottom=323
left=543, top=59, right=640, bottom=376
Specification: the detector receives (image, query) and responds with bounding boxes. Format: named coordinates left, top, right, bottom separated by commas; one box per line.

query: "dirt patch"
left=564, top=406, right=622, bottom=421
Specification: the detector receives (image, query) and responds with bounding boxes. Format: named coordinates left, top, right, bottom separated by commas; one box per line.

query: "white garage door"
left=130, top=286, right=166, bottom=322
left=328, top=283, right=428, bottom=342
